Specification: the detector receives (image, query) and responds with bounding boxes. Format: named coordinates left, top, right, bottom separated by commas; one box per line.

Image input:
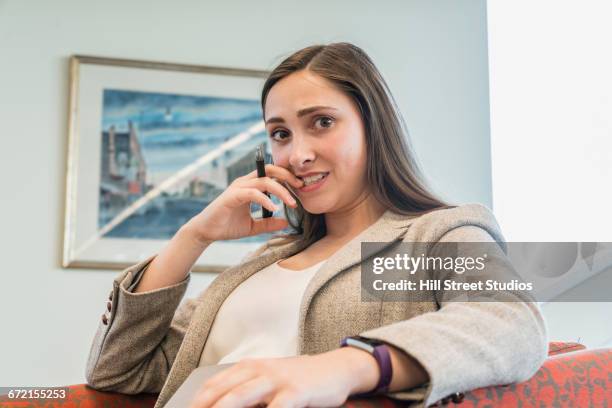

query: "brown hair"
left=261, top=42, right=454, bottom=247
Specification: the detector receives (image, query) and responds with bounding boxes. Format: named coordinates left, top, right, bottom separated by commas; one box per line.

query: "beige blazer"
left=85, top=203, right=548, bottom=408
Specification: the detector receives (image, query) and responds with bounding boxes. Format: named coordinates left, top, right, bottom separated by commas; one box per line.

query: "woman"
left=85, top=43, right=548, bottom=408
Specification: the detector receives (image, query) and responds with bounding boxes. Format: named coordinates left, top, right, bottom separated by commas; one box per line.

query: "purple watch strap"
left=371, top=344, right=393, bottom=393
left=340, top=336, right=393, bottom=396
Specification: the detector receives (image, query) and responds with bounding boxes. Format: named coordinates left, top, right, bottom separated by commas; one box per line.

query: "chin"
left=300, top=201, right=333, bottom=215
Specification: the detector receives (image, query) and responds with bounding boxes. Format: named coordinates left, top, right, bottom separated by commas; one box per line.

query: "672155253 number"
left=0, top=387, right=68, bottom=401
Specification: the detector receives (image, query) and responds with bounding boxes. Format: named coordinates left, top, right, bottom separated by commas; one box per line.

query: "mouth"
left=297, top=172, right=330, bottom=192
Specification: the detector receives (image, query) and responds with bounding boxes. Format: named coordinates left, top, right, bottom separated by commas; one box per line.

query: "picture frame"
left=62, top=55, right=285, bottom=272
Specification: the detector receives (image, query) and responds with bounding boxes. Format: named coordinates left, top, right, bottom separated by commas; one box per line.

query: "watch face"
left=353, top=336, right=385, bottom=347
left=343, top=336, right=387, bottom=353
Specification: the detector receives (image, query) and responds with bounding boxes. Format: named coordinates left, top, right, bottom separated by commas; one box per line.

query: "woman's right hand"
left=183, top=164, right=304, bottom=244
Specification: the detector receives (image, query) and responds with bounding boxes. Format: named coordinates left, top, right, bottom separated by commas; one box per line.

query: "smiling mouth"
left=281, top=172, right=330, bottom=206
left=297, top=172, right=330, bottom=185
left=298, top=172, right=329, bottom=192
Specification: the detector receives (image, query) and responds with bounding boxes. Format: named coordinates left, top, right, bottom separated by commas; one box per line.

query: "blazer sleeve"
left=84, top=243, right=269, bottom=394
left=358, top=225, right=549, bottom=407
left=85, top=254, right=194, bottom=394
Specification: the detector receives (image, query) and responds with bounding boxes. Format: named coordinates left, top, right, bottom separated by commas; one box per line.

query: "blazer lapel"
left=156, top=208, right=415, bottom=407
left=295, top=209, right=416, bottom=353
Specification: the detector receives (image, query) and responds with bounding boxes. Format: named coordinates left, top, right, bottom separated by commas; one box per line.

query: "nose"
left=288, top=133, right=316, bottom=171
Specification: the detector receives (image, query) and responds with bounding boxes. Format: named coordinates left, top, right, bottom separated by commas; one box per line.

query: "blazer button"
left=107, top=301, right=112, bottom=312
left=101, top=314, right=108, bottom=325
left=451, top=392, right=465, bottom=403
left=108, top=290, right=113, bottom=301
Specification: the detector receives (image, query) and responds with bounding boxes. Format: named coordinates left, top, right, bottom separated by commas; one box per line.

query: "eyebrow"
left=265, top=105, right=338, bottom=125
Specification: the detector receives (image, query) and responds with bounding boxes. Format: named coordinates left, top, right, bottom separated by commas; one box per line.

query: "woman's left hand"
left=188, top=349, right=371, bottom=408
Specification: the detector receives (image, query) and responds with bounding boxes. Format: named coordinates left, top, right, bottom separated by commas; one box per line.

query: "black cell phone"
left=255, top=146, right=273, bottom=218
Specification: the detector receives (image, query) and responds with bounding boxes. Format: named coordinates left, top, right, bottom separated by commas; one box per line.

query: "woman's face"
left=264, top=70, right=369, bottom=214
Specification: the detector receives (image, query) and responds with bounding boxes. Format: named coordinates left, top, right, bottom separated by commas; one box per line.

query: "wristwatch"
left=340, top=335, right=393, bottom=396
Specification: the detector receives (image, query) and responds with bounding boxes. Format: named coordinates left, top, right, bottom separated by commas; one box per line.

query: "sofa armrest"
left=548, top=341, right=586, bottom=356
left=445, top=348, right=612, bottom=407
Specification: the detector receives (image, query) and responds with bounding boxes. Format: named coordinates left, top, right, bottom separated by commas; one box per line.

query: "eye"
left=314, top=116, right=334, bottom=129
left=270, top=128, right=289, bottom=142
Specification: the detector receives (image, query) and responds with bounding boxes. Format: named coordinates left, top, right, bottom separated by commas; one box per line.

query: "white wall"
left=487, top=1, right=612, bottom=348
left=0, top=1, right=491, bottom=386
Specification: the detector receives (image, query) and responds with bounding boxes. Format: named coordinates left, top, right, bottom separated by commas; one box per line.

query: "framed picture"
left=63, top=55, right=286, bottom=272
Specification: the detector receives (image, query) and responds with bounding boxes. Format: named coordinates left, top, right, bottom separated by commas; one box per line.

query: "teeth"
left=302, top=172, right=327, bottom=185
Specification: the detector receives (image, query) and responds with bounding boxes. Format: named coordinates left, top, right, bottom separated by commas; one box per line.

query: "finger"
left=210, top=376, right=275, bottom=408
left=267, top=390, right=303, bottom=408
left=280, top=181, right=301, bottom=205
left=250, top=178, right=297, bottom=208
left=250, top=217, right=289, bottom=235
left=239, top=189, right=279, bottom=213
left=190, top=366, right=256, bottom=408
left=243, top=164, right=304, bottom=188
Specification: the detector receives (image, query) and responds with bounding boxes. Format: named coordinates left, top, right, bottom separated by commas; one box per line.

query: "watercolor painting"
left=63, top=55, right=279, bottom=271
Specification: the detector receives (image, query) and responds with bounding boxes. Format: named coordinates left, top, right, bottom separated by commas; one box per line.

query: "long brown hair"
left=261, top=42, right=454, bottom=247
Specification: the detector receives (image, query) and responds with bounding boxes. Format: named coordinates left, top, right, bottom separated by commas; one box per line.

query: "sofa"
left=1, top=342, right=610, bottom=407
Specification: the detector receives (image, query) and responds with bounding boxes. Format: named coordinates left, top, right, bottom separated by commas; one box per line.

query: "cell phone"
left=255, top=146, right=273, bottom=218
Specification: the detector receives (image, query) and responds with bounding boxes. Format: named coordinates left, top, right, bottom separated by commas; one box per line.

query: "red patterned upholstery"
left=442, top=347, right=612, bottom=407
left=547, top=341, right=586, bottom=356
left=1, top=342, right=610, bottom=407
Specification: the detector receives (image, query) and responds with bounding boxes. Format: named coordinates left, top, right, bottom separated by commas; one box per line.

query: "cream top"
left=198, top=258, right=327, bottom=366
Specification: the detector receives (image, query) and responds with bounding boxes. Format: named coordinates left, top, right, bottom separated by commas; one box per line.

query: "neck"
left=323, top=192, right=387, bottom=242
